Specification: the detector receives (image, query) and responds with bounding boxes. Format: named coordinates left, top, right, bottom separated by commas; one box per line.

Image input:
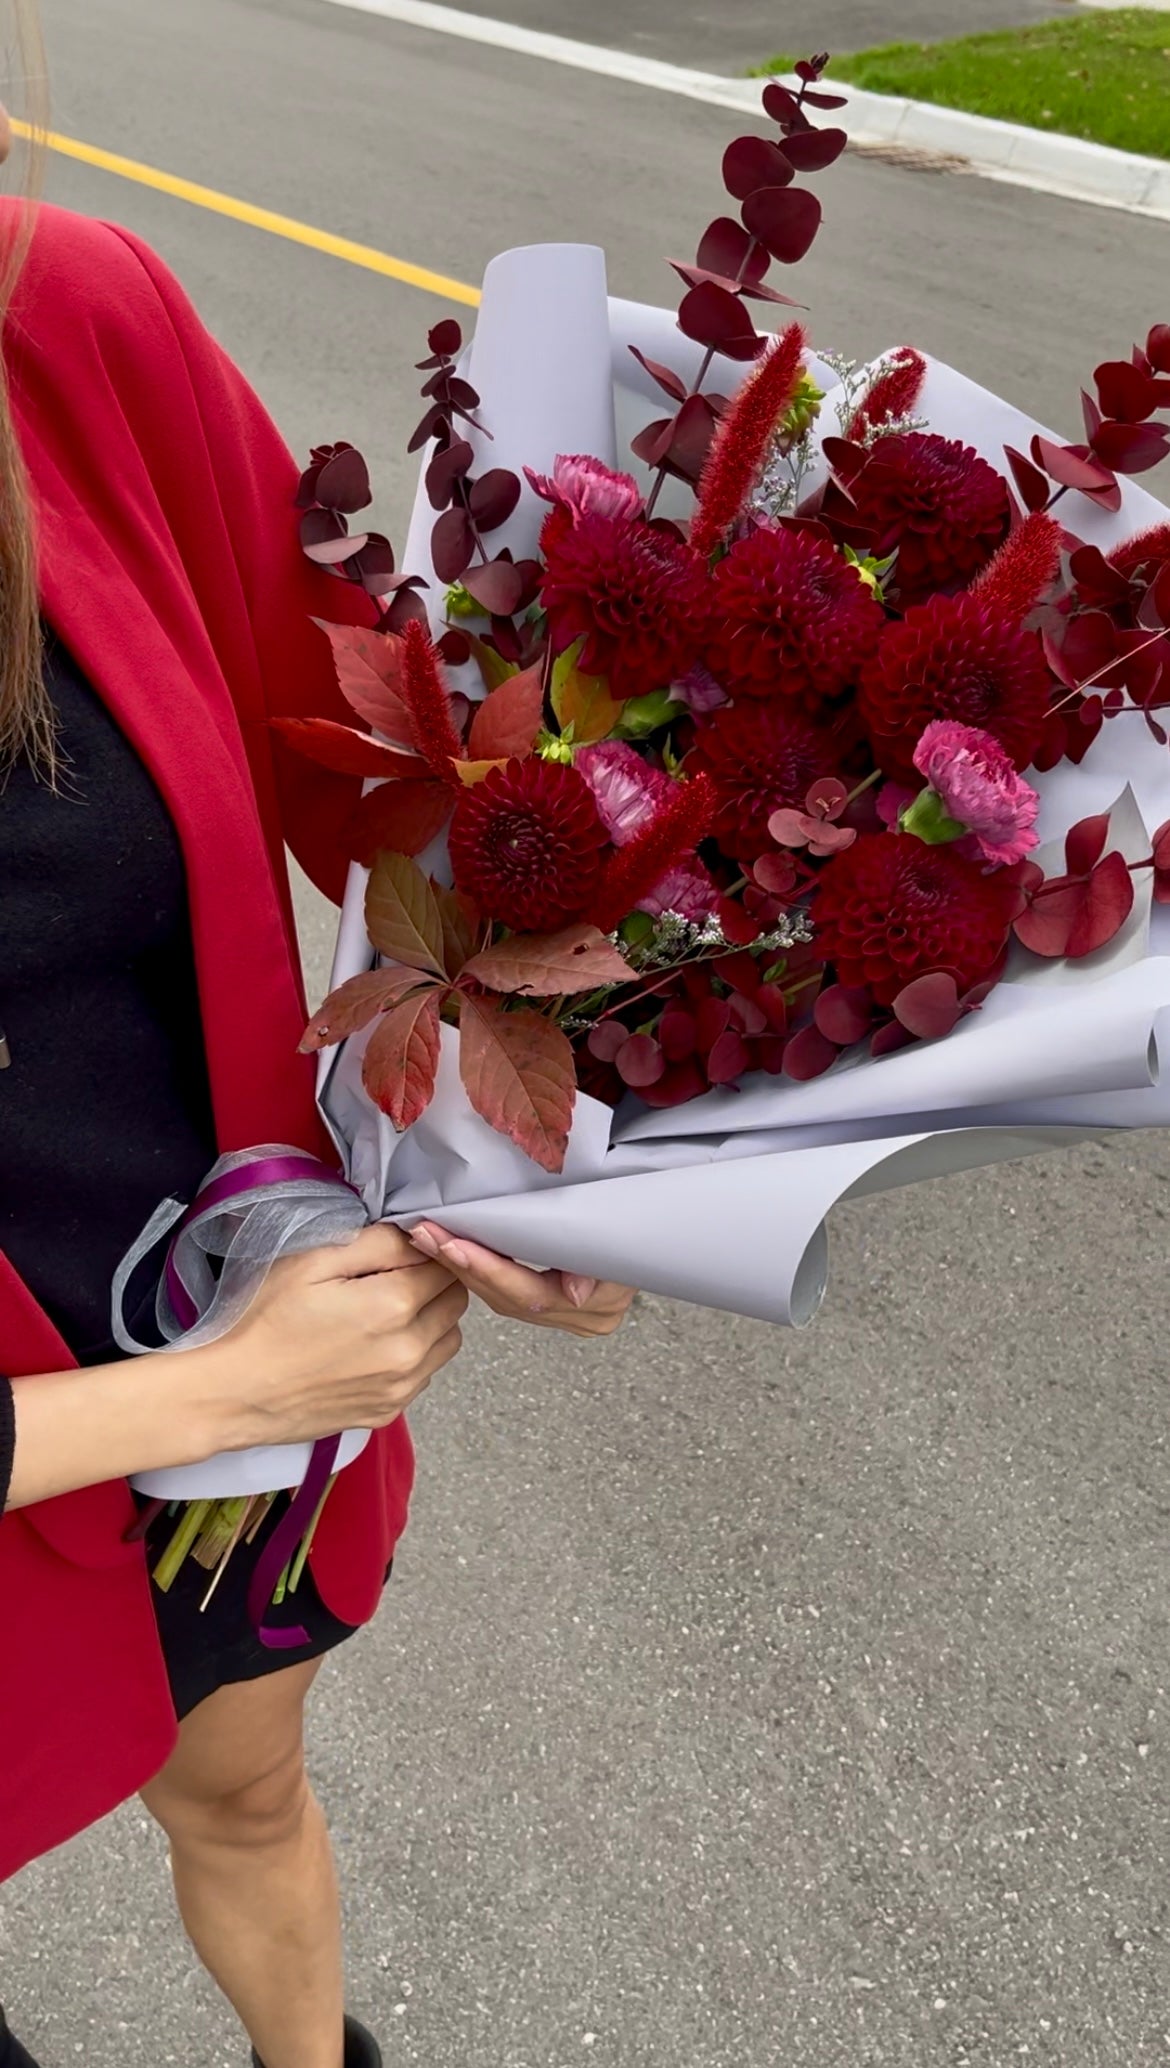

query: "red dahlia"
left=705, top=524, right=885, bottom=710
left=449, top=756, right=608, bottom=933
left=539, top=505, right=705, bottom=699
left=848, top=432, right=1011, bottom=604
left=691, top=700, right=845, bottom=858
left=814, top=833, right=1018, bottom=1007
left=858, top=592, right=1052, bottom=782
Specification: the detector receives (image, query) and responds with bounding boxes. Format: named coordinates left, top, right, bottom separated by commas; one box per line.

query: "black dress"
left=0, top=640, right=359, bottom=1716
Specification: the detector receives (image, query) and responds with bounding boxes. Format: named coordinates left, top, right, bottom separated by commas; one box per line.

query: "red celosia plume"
left=972, top=510, right=1063, bottom=622
left=690, top=323, right=807, bottom=560
left=400, top=618, right=465, bottom=782
left=591, top=774, right=717, bottom=935
left=849, top=347, right=927, bottom=442
left=1108, top=524, right=1170, bottom=582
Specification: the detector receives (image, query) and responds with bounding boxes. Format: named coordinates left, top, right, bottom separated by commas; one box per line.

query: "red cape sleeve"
left=104, top=224, right=379, bottom=905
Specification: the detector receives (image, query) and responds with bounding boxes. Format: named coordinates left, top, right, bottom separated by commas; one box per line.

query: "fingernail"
left=409, top=1226, right=440, bottom=1257
left=564, top=1274, right=597, bottom=1308
left=443, top=1242, right=471, bottom=1270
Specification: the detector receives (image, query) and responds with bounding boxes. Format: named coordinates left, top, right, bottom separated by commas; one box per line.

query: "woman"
left=0, top=45, right=632, bottom=2068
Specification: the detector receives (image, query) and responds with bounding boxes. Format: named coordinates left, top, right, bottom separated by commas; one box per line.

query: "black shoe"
left=251, top=2015, right=382, bottom=2068
left=0, top=2010, right=42, bottom=2068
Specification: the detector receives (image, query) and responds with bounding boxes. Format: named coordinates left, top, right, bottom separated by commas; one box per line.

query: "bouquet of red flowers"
left=283, top=56, right=1170, bottom=1222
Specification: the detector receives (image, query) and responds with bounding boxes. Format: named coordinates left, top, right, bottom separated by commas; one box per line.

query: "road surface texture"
left=3, top=2, right=1170, bottom=2065
left=400, top=0, right=1062, bottom=71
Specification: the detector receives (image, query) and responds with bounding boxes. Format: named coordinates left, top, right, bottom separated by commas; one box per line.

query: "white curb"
left=319, top=0, right=1170, bottom=224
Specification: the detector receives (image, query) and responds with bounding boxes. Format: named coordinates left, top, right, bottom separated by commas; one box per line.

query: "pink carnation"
left=912, top=720, right=1040, bottom=866
left=638, top=860, right=719, bottom=922
left=525, top=453, right=643, bottom=526
left=576, top=741, right=672, bottom=846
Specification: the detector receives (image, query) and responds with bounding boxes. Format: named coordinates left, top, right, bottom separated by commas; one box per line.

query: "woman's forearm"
left=5, top=1351, right=227, bottom=1509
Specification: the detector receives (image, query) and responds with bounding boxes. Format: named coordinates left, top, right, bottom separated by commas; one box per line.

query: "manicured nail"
left=442, top=1241, right=471, bottom=1270
left=409, top=1226, right=440, bottom=1257
left=564, top=1274, right=597, bottom=1308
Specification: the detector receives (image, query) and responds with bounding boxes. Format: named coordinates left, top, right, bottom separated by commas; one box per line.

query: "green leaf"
left=550, top=638, right=622, bottom=744
left=465, top=632, right=521, bottom=694
left=615, top=687, right=676, bottom=739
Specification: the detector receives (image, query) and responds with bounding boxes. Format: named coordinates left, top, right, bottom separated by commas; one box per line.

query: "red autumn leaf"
left=869, top=1019, right=915, bottom=1059
left=1094, top=359, right=1159, bottom=424
left=1091, top=421, right=1170, bottom=475
left=460, top=558, right=527, bottom=618
left=892, top=972, right=963, bottom=1041
left=780, top=126, right=848, bottom=170
left=616, top=1033, right=666, bottom=1088
left=347, top=778, right=453, bottom=865
left=1015, top=852, right=1134, bottom=958
left=728, top=990, right=768, bottom=1037
left=1066, top=850, right=1135, bottom=956
left=466, top=665, right=545, bottom=761
left=425, top=318, right=463, bottom=358
left=364, top=851, right=447, bottom=975
left=431, top=506, right=477, bottom=583
left=670, top=260, right=798, bottom=309
left=462, top=924, right=631, bottom=998
left=813, top=983, right=873, bottom=1046
left=468, top=468, right=522, bottom=532
left=740, top=185, right=822, bottom=264
left=271, top=717, right=423, bottom=782
left=298, top=967, right=429, bottom=1052
left=587, top=1019, right=628, bottom=1064
left=706, top=1028, right=752, bottom=1084
left=458, top=994, right=576, bottom=1173
left=426, top=438, right=474, bottom=509
left=362, top=988, right=443, bottom=1130
left=722, top=134, right=794, bottom=201
left=752, top=851, right=799, bottom=897
left=717, top=893, right=764, bottom=945
left=311, top=619, right=414, bottom=747
left=1152, top=818, right=1170, bottom=903
left=694, top=218, right=771, bottom=288
left=801, top=87, right=848, bottom=108
left=1004, top=444, right=1052, bottom=515
left=678, top=281, right=764, bottom=362
left=628, top=343, right=689, bottom=403
left=658, top=1006, right=698, bottom=1060
left=805, top=776, right=849, bottom=820
left=1064, top=811, right=1110, bottom=876
left=1030, top=436, right=1115, bottom=495
left=434, top=884, right=480, bottom=978
left=314, top=446, right=372, bottom=514
left=782, top=1022, right=840, bottom=1081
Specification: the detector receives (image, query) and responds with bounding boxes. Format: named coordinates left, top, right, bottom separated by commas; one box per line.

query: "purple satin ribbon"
left=165, top=1152, right=353, bottom=1331
left=247, top=1433, right=342, bottom=1649
left=160, top=1151, right=356, bottom=1648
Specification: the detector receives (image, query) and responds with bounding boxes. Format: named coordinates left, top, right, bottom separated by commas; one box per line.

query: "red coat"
left=0, top=204, right=414, bottom=1881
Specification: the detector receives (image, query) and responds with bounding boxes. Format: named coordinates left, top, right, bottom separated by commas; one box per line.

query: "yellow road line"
left=10, top=118, right=481, bottom=307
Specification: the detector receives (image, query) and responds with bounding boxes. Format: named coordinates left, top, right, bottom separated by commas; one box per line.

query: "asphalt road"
left=4, top=2, right=1170, bottom=2064
left=410, top=0, right=1062, bottom=70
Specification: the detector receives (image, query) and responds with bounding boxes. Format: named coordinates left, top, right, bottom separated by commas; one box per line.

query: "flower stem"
left=152, top=1499, right=212, bottom=1594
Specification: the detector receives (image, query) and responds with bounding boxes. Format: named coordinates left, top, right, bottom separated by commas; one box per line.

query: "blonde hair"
left=0, top=0, right=50, bottom=771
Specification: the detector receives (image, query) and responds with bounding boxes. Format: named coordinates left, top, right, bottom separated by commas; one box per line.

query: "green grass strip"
left=751, top=12, right=1170, bottom=161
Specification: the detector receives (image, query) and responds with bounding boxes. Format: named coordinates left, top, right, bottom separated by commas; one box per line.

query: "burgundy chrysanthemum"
left=858, top=592, right=1052, bottom=782
left=449, top=757, right=608, bottom=933
left=814, top=833, right=1018, bottom=1007
left=539, top=505, right=706, bottom=699
left=704, top=525, right=885, bottom=710
left=691, top=700, right=845, bottom=857
left=848, top=432, right=1011, bottom=604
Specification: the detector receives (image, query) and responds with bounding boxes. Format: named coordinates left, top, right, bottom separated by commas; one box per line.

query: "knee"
left=150, top=1745, right=312, bottom=1856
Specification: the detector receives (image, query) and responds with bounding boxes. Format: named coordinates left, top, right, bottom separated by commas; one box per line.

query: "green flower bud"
left=900, top=787, right=966, bottom=847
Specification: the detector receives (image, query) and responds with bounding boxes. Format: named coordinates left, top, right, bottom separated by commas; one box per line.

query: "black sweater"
left=0, top=642, right=218, bottom=1506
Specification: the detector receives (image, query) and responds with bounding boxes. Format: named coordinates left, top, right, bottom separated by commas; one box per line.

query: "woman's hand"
left=199, top=1224, right=469, bottom=1452
left=407, top=1223, right=633, bottom=1339
left=7, top=1228, right=468, bottom=1510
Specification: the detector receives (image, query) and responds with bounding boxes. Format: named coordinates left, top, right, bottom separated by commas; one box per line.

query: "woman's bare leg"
left=141, top=1660, right=345, bottom=2068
